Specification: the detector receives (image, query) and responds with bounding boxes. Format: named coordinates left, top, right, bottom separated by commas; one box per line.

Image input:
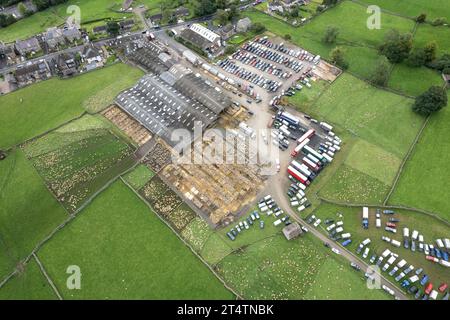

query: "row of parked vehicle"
left=231, top=50, right=291, bottom=79
left=402, top=227, right=450, bottom=265
left=255, top=36, right=320, bottom=65
left=357, top=240, right=448, bottom=300
left=242, top=40, right=304, bottom=73
left=226, top=210, right=263, bottom=241
left=226, top=195, right=302, bottom=241
left=216, top=58, right=282, bottom=92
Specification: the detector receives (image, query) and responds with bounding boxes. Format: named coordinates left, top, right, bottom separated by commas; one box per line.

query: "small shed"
left=443, top=74, right=450, bottom=87
left=282, top=222, right=302, bottom=240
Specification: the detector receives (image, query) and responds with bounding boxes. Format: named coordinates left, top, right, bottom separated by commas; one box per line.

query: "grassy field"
left=123, top=164, right=155, bottom=190
left=389, top=93, right=450, bottom=221
left=0, top=149, right=67, bottom=280
left=0, top=63, right=143, bottom=149
left=216, top=233, right=388, bottom=299
left=288, top=79, right=330, bottom=110
left=0, top=258, right=57, bottom=300
left=345, top=139, right=401, bottom=184
left=0, top=0, right=134, bottom=42
left=244, top=1, right=414, bottom=80
left=388, top=64, right=444, bottom=97
left=320, top=164, right=390, bottom=204
left=303, top=73, right=422, bottom=158
left=23, top=122, right=134, bottom=212
left=0, top=10, right=65, bottom=42
left=359, top=0, right=450, bottom=21
left=311, top=202, right=450, bottom=299
left=413, top=24, right=450, bottom=56
left=36, top=180, right=234, bottom=299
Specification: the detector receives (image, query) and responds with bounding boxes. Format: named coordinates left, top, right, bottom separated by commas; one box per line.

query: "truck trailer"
left=287, top=166, right=310, bottom=185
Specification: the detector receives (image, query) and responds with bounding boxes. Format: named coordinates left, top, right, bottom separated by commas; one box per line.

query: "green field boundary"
left=0, top=151, right=140, bottom=290
left=4, top=112, right=87, bottom=153
left=383, top=115, right=429, bottom=205
left=32, top=253, right=62, bottom=300
left=349, top=0, right=416, bottom=21
left=119, top=176, right=242, bottom=300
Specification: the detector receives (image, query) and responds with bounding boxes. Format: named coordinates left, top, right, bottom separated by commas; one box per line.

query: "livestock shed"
left=174, top=73, right=231, bottom=115
left=127, top=43, right=168, bottom=75
left=115, top=74, right=219, bottom=150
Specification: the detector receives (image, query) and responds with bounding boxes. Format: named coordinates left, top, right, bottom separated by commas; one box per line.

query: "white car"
left=331, top=248, right=341, bottom=255
left=275, top=158, right=280, bottom=172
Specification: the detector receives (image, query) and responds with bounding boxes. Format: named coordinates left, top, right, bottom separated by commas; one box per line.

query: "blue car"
left=401, top=280, right=410, bottom=288
left=342, top=239, right=352, bottom=247
left=420, top=274, right=429, bottom=286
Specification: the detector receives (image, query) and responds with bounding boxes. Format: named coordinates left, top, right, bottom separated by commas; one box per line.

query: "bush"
left=413, top=86, right=448, bottom=116
left=322, top=25, right=339, bottom=44
left=431, top=17, right=447, bottom=26
left=415, top=13, right=427, bottom=23
left=330, top=46, right=348, bottom=70
left=370, top=56, right=390, bottom=87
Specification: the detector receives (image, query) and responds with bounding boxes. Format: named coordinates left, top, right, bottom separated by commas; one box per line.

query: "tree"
left=407, top=48, right=427, bottom=67
left=413, top=86, right=448, bottom=116
left=0, top=13, right=16, bottom=27
left=423, top=41, right=438, bottom=63
left=17, top=2, right=27, bottom=16
left=194, top=0, right=217, bottom=17
left=228, top=5, right=238, bottom=22
left=162, top=8, right=173, bottom=23
left=330, top=46, right=348, bottom=70
left=379, top=29, right=413, bottom=63
left=284, top=34, right=292, bottom=40
left=322, top=25, right=339, bottom=44
left=250, top=22, right=266, bottom=34
left=216, top=9, right=228, bottom=26
left=225, top=45, right=236, bottom=55
left=370, top=56, right=390, bottom=86
left=415, top=13, right=427, bottom=23
left=106, top=21, right=120, bottom=36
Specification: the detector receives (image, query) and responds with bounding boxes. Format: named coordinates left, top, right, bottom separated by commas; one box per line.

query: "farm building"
left=127, top=42, right=169, bottom=74
left=236, top=17, right=252, bottom=33
left=218, top=24, right=235, bottom=40
left=115, top=71, right=229, bottom=150
left=282, top=223, right=303, bottom=240
left=179, top=23, right=222, bottom=54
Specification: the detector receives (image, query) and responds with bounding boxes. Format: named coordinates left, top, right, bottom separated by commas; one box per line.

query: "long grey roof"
left=116, top=74, right=218, bottom=148
left=174, top=73, right=231, bottom=115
